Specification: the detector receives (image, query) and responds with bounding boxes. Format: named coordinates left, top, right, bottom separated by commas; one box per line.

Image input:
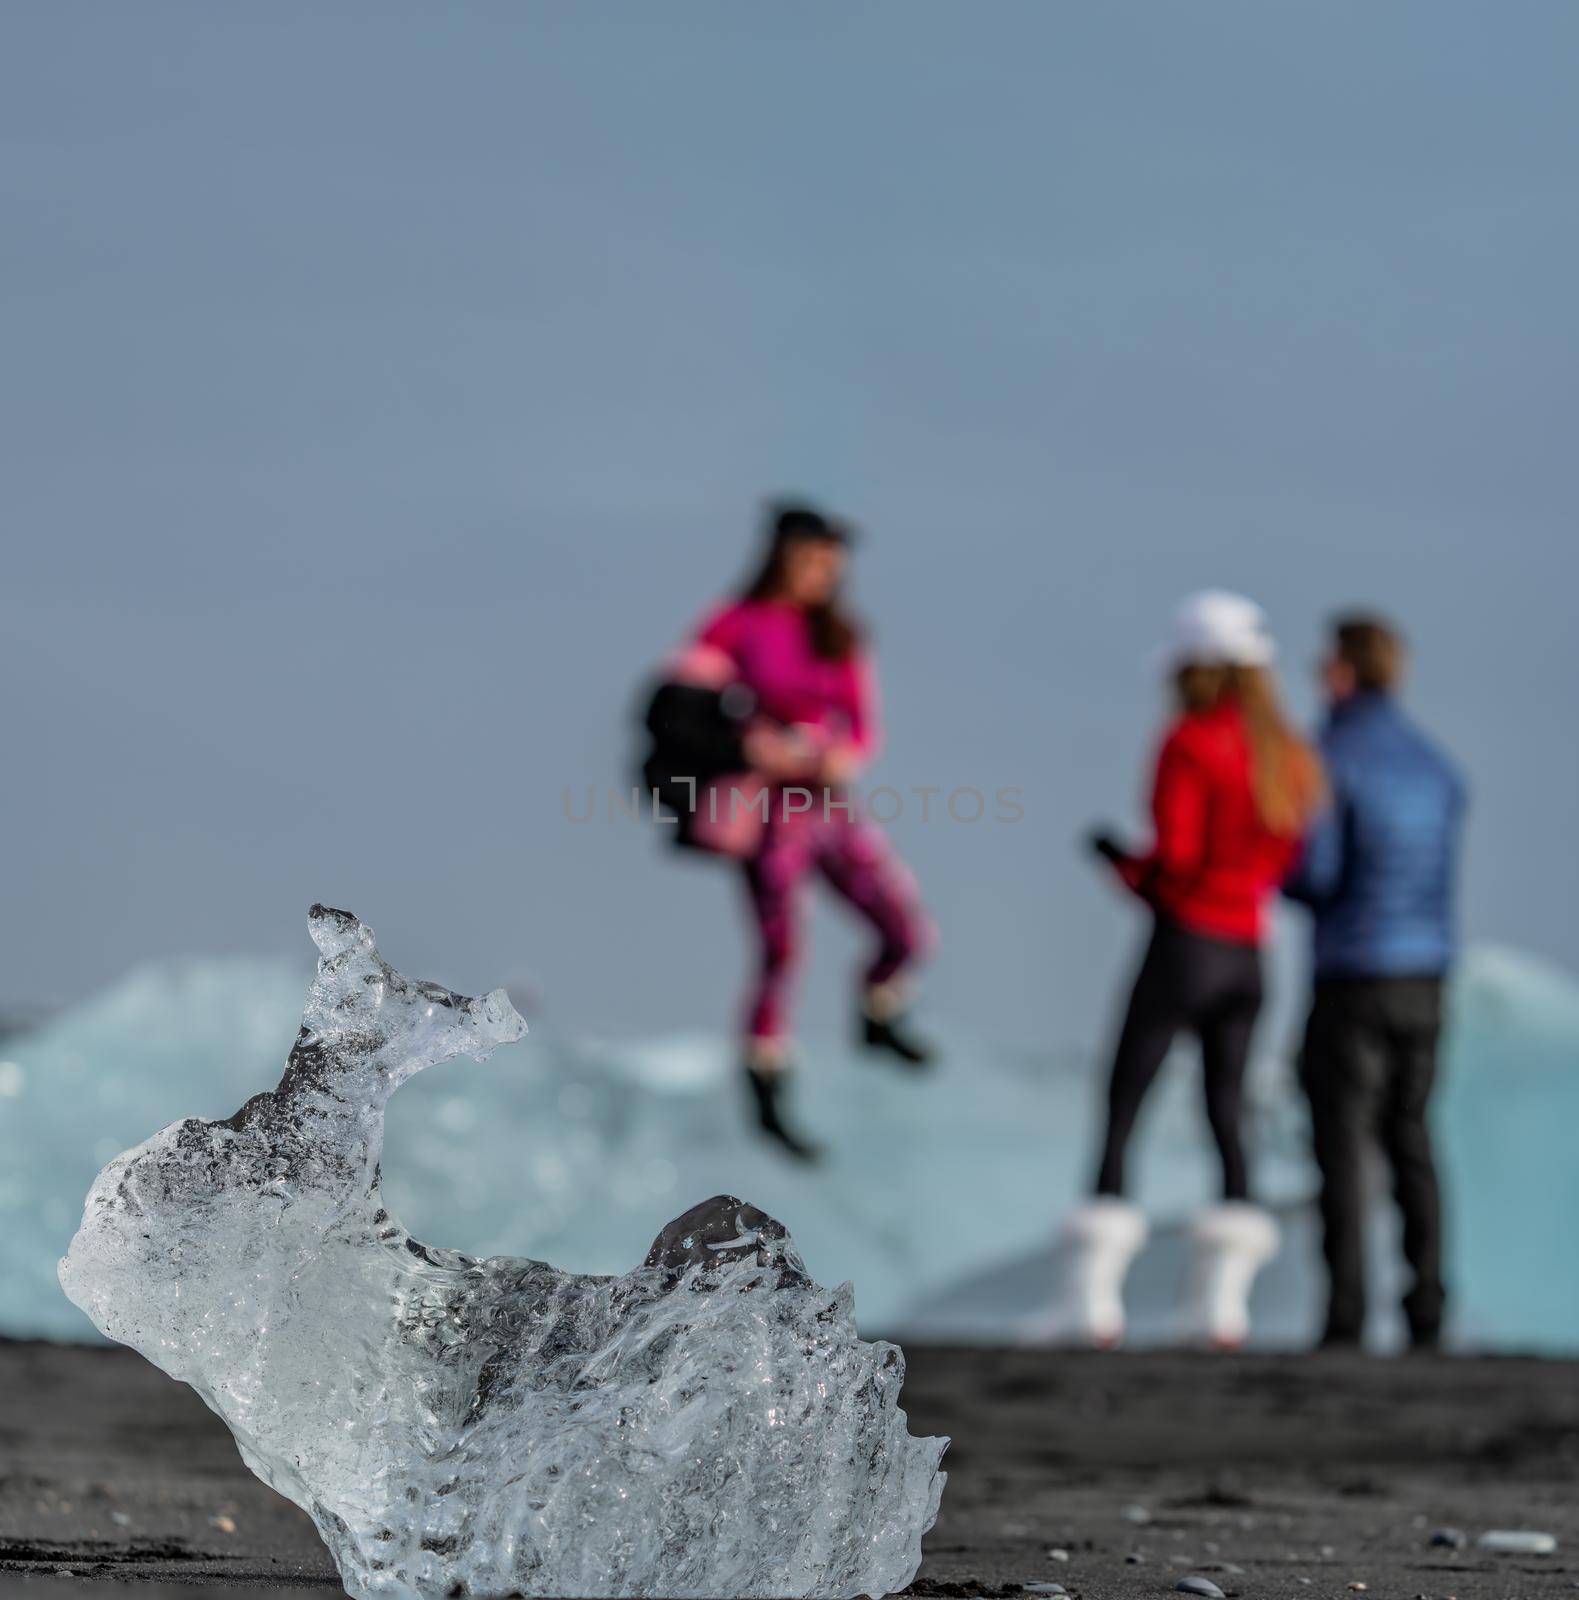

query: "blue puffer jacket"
left=1285, top=693, right=1466, bottom=978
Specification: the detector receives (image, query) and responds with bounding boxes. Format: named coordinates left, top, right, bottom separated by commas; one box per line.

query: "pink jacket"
left=689, top=599, right=881, bottom=767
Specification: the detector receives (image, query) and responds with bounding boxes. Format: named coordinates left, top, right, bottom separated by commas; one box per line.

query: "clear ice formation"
left=59, top=907, right=946, bottom=1599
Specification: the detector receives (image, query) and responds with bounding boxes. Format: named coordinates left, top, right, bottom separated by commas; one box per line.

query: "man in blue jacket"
left=1285, top=614, right=1467, bottom=1350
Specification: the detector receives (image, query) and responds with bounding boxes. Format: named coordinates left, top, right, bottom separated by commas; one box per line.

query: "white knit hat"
left=1155, top=590, right=1277, bottom=673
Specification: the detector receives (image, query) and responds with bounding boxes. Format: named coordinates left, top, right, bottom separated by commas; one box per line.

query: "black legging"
left=1095, top=916, right=1264, bottom=1201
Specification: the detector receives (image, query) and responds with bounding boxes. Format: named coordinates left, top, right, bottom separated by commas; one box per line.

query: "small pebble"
left=210, top=1514, right=237, bottom=1534
left=1124, top=1551, right=1144, bottom=1564
left=1477, top=1529, right=1556, bottom=1555
left=1123, top=1503, right=1152, bottom=1525
left=109, top=1510, right=132, bottom=1527
left=1348, top=1584, right=1368, bottom=1593
left=1047, top=1547, right=1070, bottom=1563
left=1176, top=1581, right=1226, bottom=1599
left=1429, top=1527, right=1467, bottom=1550
left=1023, top=1586, right=1066, bottom=1596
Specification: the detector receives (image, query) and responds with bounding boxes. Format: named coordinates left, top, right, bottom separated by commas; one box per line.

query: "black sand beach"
left=1, top=1339, right=1575, bottom=1599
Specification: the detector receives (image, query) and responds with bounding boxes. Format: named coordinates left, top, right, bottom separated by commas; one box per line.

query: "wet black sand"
left=2, top=1339, right=1576, bottom=1598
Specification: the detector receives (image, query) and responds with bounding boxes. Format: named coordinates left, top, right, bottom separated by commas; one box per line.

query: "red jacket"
left=1112, top=701, right=1299, bottom=946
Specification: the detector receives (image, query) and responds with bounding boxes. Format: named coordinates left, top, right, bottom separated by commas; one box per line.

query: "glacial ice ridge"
left=58, top=906, right=946, bottom=1599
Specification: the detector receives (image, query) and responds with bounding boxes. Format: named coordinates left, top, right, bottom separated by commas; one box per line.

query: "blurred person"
left=1043, top=592, right=1323, bottom=1348
left=661, top=504, right=935, bottom=1162
left=1285, top=614, right=1466, bottom=1351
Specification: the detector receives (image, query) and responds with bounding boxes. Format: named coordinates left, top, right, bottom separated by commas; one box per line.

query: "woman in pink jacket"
left=688, top=505, right=935, bottom=1159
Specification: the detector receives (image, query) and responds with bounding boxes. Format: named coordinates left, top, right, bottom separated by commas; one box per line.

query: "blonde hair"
left=1176, top=663, right=1324, bottom=837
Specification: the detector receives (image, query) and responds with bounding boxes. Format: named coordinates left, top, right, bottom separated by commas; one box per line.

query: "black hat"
left=768, top=501, right=856, bottom=547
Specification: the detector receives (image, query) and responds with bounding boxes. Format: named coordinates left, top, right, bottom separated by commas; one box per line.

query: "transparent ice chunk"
left=59, top=906, right=945, bottom=1598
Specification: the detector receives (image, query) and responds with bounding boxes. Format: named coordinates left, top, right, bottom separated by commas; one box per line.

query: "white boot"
left=1178, top=1202, right=1280, bottom=1350
left=1026, top=1199, right=1148, bottom=1348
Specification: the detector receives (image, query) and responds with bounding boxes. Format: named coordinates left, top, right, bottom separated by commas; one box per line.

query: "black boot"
left=742, top=1065, right=823, bottom=1163
left=860, top=1009, right=934, bottom=1068
left=1408, top=1319, right=1443, bottom=1354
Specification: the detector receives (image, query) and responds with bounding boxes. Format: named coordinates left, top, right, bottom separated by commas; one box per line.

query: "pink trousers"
left=740, top=801, right=933, bottom=1044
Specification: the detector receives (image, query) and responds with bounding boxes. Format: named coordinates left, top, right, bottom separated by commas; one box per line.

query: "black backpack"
left=637, top=680, right=754, bottom=846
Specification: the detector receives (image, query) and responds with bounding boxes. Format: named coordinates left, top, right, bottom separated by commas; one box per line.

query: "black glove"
left=1086, top=828, right=1130, bottom=867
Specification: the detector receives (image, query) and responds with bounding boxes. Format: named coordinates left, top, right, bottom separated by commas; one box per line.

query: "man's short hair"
left=1332, top=612, right=1405, bottom=692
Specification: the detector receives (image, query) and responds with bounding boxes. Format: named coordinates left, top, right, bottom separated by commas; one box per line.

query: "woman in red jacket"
left=1045, top=592, right=1322, bottom=1348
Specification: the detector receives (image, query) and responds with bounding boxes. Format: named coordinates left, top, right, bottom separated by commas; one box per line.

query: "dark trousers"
left=1301, top=976, right=1446, bottom=1346
left=1095, top=917, right=1264, bottom=1202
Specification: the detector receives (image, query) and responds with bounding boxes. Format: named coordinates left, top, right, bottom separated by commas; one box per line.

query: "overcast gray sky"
left=4, top=2, right=1575, bottom=1052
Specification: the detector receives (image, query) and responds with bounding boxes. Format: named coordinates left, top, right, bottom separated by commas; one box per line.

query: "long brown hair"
left=741, top=507, right=862, bottom=663
left=1176, top=663, right=1324, bottom=837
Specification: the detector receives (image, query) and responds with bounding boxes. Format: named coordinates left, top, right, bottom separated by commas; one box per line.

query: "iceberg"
left=8, top=919, right=1578, bottom=1353
left=58, top=907, right=945, bottom=1600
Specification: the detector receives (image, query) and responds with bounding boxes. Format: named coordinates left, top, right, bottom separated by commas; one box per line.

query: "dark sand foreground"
left=2, top=1339, right=1575, bottom=1599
